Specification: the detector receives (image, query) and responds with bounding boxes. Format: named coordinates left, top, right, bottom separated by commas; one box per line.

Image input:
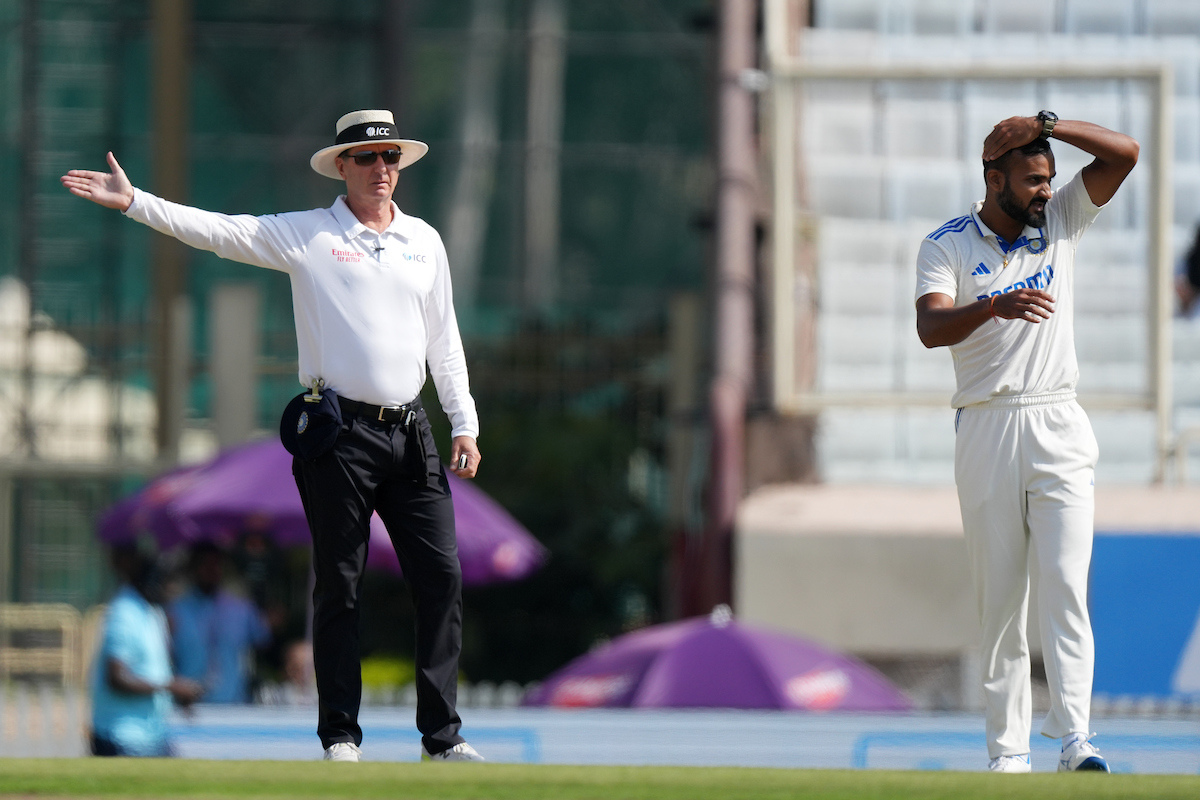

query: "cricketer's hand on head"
left=982, top=116, right=1042, bottom=162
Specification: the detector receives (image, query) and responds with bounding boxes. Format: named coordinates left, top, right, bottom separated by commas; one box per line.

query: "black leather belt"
left=338, top=396, right=421, bottom=424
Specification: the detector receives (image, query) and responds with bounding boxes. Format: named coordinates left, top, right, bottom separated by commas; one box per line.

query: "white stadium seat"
left=1175, top=322, right=1200, bottom=405
left=1075, top=314, right=1149, bottom=364
left=1173, top=163, right=1200, bottom=227
left=962, top=81, right=1040, bottom=151
left=885, top=159, right=967, bottom=223
left=1044, top=80, right=1125, bottom=132
left=1146, top=0, right=1200, bottom=37
left=1155, top=36, right=1200, bottom=98
left=816, top=218, right=903, bottom=264
left=820, top=262, right=900, bottom=316
left=884, top=32, right=975, bottom=62
left=1076, top=279, right=1148, bottom=317
left=1123, top=89, right=1154, bottom=159
left=1176, top=317, right=1200, bottom=361
left=813, top=0, right=888, bottom=32
left=1089, top=411, right=1157, bottom=482
left=899, top=0, right=976, bottom=36
left=1076, top=229, right=1149, bottom=268
left=800, top=28, right=884, bottom=62
left=806, top=156, right=887, bottom=218
left=818, top=314, right=900, bottom=368
left=801, top=89, right=877, bottom=157
left=980, top=0, right=1056, bottom=34
left=881, top=99, right=960, bottom=158
left=899, top=333, right=958, bottom=392
left=900, top=410, right=957, bottom=462
left=1175, top=98, right=1200, bottom=164
left=1062, top=0, right=1138, bottom=36
left=1078, top=362, right=1149, bottom=395
left=817, top=410, right=899, bottom=462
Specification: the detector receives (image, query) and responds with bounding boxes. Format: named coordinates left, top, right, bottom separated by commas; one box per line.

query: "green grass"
left=0, top=759, right=1198, bottom=800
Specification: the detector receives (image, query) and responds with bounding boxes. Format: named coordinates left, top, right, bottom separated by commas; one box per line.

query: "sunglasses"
left=342, top=149, right=402, bottom=167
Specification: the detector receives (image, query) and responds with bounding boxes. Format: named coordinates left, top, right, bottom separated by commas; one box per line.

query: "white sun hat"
left=309, top=109, right=428, bottom=180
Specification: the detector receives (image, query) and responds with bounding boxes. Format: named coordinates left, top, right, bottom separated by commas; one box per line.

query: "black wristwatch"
left=1037, top=110, right=1058, bottom=139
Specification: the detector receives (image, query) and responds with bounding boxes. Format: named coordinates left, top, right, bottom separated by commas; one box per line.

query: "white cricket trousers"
left=954, top=391, right=1098, bottom=759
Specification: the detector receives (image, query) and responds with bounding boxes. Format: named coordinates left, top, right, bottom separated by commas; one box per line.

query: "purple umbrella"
left=522, top=606, right=911, bottom=712
left=97, top=438, right=547, bottom=585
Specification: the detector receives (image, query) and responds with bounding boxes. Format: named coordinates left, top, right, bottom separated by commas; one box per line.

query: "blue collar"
left=993, top=229, right=1046, bottom=255
left=996, top=234, right=1028, bottom=254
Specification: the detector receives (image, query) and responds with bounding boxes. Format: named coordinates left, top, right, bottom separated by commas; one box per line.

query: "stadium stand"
left=795, top=4, right=1200, bottom=484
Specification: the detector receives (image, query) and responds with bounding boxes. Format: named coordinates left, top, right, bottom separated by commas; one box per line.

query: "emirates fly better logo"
left=332, top=248, right=366, bottom=263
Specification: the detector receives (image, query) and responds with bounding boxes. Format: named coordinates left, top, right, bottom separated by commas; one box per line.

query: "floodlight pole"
left=701, top=0, right=759, bottom=613
left=150, top=0, right=193, bottom=464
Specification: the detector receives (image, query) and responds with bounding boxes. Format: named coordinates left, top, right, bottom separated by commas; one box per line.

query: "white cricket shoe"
left=323, top=742, right=362, bottom=762
left=421, top=741, right=485, bottom=762
left=988, top=754, right=1031, bottom=773
left=1058, top=734, right=1110, bottom=772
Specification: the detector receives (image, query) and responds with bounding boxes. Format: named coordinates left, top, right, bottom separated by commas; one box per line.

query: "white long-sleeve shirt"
left=126, top=188, right=479, bottom=439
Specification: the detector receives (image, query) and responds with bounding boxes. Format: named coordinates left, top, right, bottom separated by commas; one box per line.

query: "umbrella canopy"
left=522, top=606, right=912, bottom=712
left=98, top=439, right=547, bottom=585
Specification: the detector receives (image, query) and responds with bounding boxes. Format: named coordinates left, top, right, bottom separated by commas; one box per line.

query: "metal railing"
left=0, top=603, right=84, bottom=687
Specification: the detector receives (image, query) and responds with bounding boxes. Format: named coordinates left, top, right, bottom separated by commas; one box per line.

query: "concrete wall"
left=734, top=485, right=981, bottom=657
left=735, top=484, right=1200, bottom=659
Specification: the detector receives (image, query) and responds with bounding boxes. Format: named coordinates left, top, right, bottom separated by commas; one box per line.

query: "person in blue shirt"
left=168, top=542, right=271, bottom=703
left=90, top=541, right=203, bottom=756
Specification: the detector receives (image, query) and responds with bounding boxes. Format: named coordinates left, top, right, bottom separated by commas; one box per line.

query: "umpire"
left=62, top=109, right=484, bottom=763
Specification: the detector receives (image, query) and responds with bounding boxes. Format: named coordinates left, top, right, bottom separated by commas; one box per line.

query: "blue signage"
left=1091, top=534, right=1200, bottom=697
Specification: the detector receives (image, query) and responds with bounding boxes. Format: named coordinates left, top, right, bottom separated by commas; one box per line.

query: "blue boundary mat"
left=170, top=706, right=1200, bottom=773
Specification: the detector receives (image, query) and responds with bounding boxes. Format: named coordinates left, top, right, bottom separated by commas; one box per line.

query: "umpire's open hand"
left=992, top=288, right=1055, bottom=323
left=60, top=151, right=135, bottom=212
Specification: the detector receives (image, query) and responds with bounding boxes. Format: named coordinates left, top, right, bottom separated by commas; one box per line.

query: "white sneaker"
left=421, top=741, right=485, bottom=762
left=988, top=754, right=1031, bottom=773
left=1058, top=733, right=1110, bottom=772
left=323, top=742, right=362, bottom=762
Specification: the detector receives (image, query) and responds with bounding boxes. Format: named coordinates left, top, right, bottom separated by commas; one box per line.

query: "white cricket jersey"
left=914, top=171, right=1102, bottom=409
left=125, top=188, right=479, bottom=439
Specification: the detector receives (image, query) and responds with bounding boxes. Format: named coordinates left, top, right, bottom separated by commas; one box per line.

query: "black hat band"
left=335, top=122, right=397, bottom=145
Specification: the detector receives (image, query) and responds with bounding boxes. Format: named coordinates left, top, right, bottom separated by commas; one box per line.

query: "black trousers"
left=292, top=404, right=465, bottom=755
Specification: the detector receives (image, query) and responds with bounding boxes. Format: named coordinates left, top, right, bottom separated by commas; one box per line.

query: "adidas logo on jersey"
left=971, top=263, right=991, bottom=276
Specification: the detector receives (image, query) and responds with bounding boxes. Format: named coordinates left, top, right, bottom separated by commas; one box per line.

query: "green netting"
left=1, top=0, right=713, bottom=628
